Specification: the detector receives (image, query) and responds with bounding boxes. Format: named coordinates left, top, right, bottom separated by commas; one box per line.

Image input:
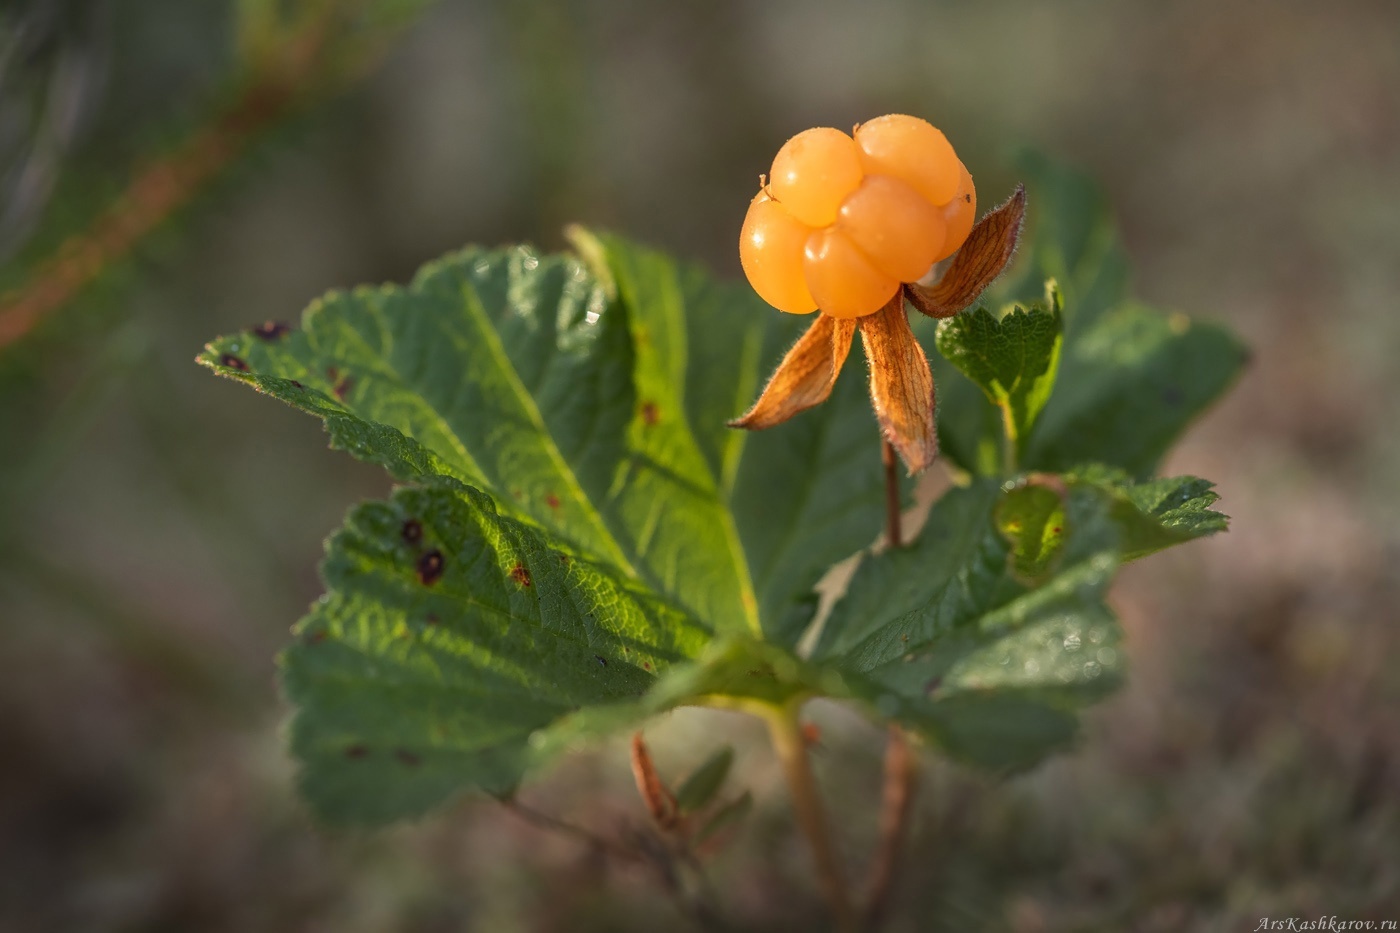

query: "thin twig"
left=498, top=796, right=641, bottom=862
left=765, top=702, right=856, bottom=933
left=862, top=726, right=917, bottom=931
left=0, top=2, right=414, bottom=351
left=502, top=795, right=726, bottom=932
left=881, top=438, right=902, bottom=548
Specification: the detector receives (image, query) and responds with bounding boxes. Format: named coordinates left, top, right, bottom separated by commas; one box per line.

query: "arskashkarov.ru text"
left=1255, top=920, right=1397, bottom=932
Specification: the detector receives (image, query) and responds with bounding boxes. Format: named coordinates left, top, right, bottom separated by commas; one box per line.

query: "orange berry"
left=837, top=174, right=948, bottom=283
left=933, top=161, right=977, bottom=261
left=803, top=226, right=900, bottom=319
left=768, top=127, right=864, bottom=228
left=739, top=192, right=818, bottom=314
left=854, top=114, right=960, bottom=207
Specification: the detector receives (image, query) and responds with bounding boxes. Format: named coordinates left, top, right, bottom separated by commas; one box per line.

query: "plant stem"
left=764, top=701, right=856, bottom=933
left=881, top=439, right=902, bottom=548
left=1000, top=403, right=1018, bottom=478
left=862, top=726, right=916, bottom=931
left=499, top=796, right=640, bottom=862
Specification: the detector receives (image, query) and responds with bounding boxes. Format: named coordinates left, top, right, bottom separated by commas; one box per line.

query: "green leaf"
left=200, top=235, right=888, bottom=822
left=934, top=302, right=1063, bottom=463
left=674, top=747, right=734, bottom=813
left=996, top=483, right=1067, bottom=581
left=694, top=790, right=753, bottom=845
left=282, top=480, right=709, bottom=823
left=816, top=483, right=1126, bottom=772
left=1069, top=464, right=1229, bottom=561
left=1024, top=304, right=1247, bottom=479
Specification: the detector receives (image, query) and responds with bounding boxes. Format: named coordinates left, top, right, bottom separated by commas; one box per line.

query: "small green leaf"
left=694, top=790, right=753, bottom=846
left=817, top=484, right=1126, bottom=772
left=996, top=483, right=1067, bottom=581
left=1070, top=464, right=1229, bottom=560
left=674, top=747, right=734, bottom=814
left=935, top=303, right=1063, bottom=464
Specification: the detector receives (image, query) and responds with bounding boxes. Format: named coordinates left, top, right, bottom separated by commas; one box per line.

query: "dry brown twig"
left=0, top=2, right=408, bottom=352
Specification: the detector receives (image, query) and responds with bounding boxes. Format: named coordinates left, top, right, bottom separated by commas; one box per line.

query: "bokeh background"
left=1, top=1, right=1397, bottom=930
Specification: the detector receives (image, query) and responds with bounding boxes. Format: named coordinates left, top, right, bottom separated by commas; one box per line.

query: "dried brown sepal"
left=905, top=184, right=1027, bottom=319
left=728, top=312, right=857, bottom=430
left=629, top=732, right=679, bottom=830
left=860, top=295, right=937, bottom=474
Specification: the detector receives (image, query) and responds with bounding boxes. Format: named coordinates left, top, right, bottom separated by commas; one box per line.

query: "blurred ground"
left=1, top=1, right=1397, bottom=930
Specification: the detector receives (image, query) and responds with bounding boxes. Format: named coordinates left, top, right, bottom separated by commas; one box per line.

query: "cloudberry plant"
left=199, top=126, right=1243, bottom=932
left=739, top=114, right=977, bottom=319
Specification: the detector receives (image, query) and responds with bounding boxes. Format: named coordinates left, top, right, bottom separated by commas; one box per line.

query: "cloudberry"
left=739, top=115, right=977, bottom=319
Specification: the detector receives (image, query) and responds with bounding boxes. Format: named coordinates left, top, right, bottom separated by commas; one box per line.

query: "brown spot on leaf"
left=326, top=366, right=339, bottom=381
left=595, top=655, right=607, bottom=667
left=509, top=563, right=532, bottom=587
left=642, top=661, right=652, bottom=671
left=305, top=630, right=327, bottom=645
left=395, top=748, right=421, bottom=767
left=925, top=676, right=943, bottom=695
left=401, top=518, right=423, bottom=545
left=425, top=613, right=439, bottom=626
left=220, top=353, right=249, bottom=371
left=641, top=401, right=660, bottom=426
left=253, top=320, right=291, bottom=340
left=416, top=549, right=445, bottom=586
left=545, top=493, right=561, bottom=511
left=801, top=722, right=823, bottom=746
left=557, top=553, right=571, bottom=566
left=333, top=375, right=353, bottom=400
left=345, top=744, right=369, bottom=760
left=290, top=380, right=303, bottom=389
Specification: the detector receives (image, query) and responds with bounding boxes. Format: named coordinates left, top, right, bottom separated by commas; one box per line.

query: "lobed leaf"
left=817, top=484, right=1125, bottom=771
left=934, top=302, right=1063, bottom=459
left=283, top=480, right=708, bottom=823
left=816, top=467, right=1226, bottom=771
left=200, top=234, right=890, bottom=821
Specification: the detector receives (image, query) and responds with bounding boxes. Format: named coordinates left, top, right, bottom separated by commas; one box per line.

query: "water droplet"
left=1088, top=628, right=1105, bottom=645
left=1023, top=658, right=1040, bottom=676
left=523, top=255, right=540, bottom=271
left=1063, top=633, right=1081, bottom=651
left=1083, top=660, right=1101, bottom=678
left=1097, top=647, right=1117, bottom=665
left=473, top=258, right=490, bottom=275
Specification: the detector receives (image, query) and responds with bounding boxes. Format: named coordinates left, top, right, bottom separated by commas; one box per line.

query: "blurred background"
left=1, top=1, right=1397, bottom=930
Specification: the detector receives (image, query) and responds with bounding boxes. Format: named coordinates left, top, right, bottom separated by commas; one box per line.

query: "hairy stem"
left=882, top=438, right=902, bottom=548
left=862, top=726, right=917, bottom=931
left=765, top=701, right=856, bottom=933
